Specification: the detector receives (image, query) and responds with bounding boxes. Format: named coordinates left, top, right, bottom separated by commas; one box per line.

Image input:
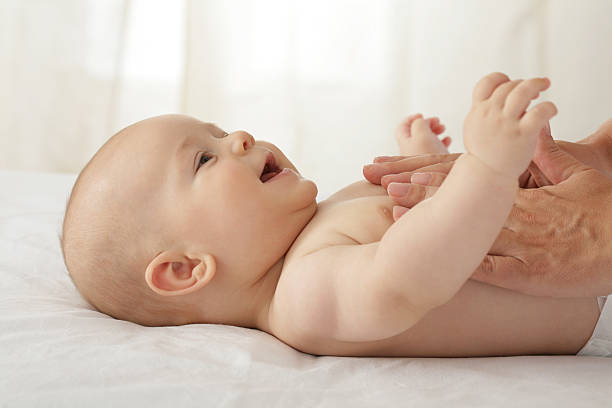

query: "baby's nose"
left=231, top=131, right=255, bottom=155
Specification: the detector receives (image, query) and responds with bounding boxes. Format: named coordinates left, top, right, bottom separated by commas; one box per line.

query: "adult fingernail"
left=387, top=182, right=411, bottom=196
left=411, top=173, right=431, bottom=185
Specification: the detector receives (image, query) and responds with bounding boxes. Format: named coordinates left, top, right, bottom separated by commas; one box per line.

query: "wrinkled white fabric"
left=1, top=170, right=611, bottom=408
left=578, top=296, right=612, bottom=357
left=598, top=296, right=607, bottom=311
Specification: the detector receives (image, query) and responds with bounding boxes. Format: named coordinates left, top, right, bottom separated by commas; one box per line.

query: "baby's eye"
left=196, top=153, right=214, bottom=170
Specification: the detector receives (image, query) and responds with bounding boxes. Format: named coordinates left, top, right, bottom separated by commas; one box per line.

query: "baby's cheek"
left=218, top=177, right=261, bottom=214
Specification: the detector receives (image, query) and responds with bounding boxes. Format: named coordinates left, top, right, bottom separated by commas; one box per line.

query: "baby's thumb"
left=532, top=123, right=591, bottom=184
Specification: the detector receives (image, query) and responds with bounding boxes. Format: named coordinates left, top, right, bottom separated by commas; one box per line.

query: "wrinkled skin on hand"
left=363, top=126, right=612, bottom=297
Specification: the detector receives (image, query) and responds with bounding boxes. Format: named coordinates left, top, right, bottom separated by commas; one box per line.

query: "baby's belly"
left=291, top=183, right=600, bottom=357
left=301, top=280, right=600, bottom=357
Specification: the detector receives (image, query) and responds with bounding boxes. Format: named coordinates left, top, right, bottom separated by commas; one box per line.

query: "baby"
left=61, top=73, right=605, bottom=357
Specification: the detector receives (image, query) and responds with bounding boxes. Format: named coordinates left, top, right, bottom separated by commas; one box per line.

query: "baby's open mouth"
left=260, top=153, right=281, bottom=182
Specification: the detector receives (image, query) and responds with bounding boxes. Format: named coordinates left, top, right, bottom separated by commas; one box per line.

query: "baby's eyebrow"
left=210, top=124, right=229, bottom=138
left=175, top=125, right=227, bottom=175
left=174, top=135, right=202, bottom=177
left=176, top=137, right=194, bottom=157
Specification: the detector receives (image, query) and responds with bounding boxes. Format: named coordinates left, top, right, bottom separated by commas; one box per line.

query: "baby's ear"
left=144, top=251, right=216, bottom=296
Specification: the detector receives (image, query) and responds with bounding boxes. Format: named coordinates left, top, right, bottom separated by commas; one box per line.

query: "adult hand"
left=474, top=132, right=612, bottom=297
left=363, top=133, right=612, bottom=297
left=362, top=127, right=554, bottom=209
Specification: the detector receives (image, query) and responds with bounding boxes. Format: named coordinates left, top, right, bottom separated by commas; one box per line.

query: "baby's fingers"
left=504, top=78, right=550, bottom=118
left=399, top=113, right=424, bottom=136
left=425, top=117, right=445, bottom=134
left=473, top=72, right=510, bottom=103
left=520, top=102, right=558, bottom=137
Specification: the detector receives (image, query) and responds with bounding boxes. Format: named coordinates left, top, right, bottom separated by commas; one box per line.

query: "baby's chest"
left=322, top=195, right=396, bottom=244
left=288, top=183, right=397, bottom=258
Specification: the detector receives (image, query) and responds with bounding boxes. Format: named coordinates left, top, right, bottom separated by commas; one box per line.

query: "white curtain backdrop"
left=2, top=0, right=612, bottom=199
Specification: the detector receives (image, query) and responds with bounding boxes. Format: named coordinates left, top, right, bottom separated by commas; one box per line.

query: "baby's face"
left=117, top=115, right=318, bottom=283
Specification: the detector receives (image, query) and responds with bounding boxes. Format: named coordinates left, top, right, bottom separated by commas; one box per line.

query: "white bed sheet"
left=1, top=169, right=611, bottom=407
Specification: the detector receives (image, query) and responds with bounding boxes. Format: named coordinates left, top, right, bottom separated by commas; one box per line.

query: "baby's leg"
left=395, top=114, right=451, bottom=155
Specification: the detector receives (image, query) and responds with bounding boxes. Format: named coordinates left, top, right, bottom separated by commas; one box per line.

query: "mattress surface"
left=1, top=169, right=610, bottom=407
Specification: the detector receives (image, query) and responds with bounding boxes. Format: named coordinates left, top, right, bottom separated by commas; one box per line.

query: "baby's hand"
left=463, top=73, right=558, bottom=179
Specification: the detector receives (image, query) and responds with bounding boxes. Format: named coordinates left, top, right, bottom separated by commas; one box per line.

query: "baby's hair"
left=59, top=131, right=198, bottom=327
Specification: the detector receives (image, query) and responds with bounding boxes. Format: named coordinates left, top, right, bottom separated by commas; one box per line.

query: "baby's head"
left=61, top=114, right=317, bottom=327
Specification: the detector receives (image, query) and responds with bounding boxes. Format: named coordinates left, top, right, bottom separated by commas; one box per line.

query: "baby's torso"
left=274, top=180, right=600, bottom=357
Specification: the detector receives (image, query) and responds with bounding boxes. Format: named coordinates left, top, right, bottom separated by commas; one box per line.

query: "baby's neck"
left=244, top=255, right=285, bottom=334
left=242, top=206, right=318, bottom=333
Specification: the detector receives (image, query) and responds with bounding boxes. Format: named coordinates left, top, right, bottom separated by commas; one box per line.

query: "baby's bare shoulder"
left=269, top=240, right=383, bottom=351
left=268, top=257, right=336, bottom=345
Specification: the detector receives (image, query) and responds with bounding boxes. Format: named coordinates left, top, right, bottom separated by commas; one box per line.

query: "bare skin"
left=271, top=78, right=600, bottom=356
left=364, top=114, right=612, bottom=297
left=394, top=113, right=451, bottom=155
left=69, top=74, right=602, bottom=358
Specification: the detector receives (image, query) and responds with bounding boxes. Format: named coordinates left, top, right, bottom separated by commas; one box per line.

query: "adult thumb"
left=532, top=123, right=591, bottom=184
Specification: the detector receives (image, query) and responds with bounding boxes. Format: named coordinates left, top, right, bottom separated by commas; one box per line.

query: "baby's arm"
left=373, top=75, right=557, bottom=327
left=290, top=74, right=556, bottom=344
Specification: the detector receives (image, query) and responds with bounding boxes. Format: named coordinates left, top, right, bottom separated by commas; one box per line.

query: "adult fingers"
left=373, top=155, right=410, bottom=163
left=380, top=172, right=413, bottom=187
left=381, top=171, right=447, bottom=190
left=410, top=172, right=447, bottom=186
left=380, top=162, right=454, bottom=188
left=521, top=126, right=554, bottom=187
left=518, top=159, right=553, bottom=189
left=531, top=123, right=593, bottom=184
left=526, top=161, right=553, bottom=187
left=472, top=72, right=510, bottom=103
left=364, top=153, right=460, bottom=184
left=387, top=182, right=438, bottom=207
left=518, top=167, right=531, bottom=188
left=470, top=255, right=535, bottom=295
left=487, top=225, right=521, bottom=255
